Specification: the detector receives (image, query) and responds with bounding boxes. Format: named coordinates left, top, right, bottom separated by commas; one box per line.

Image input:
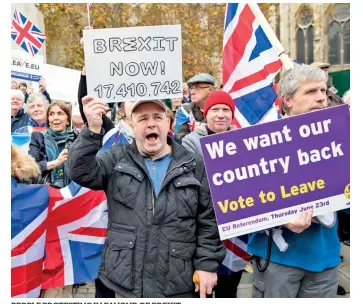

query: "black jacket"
left=66, top=127, right=226, bottom=298
left=11, top=109, right=29, bottom=133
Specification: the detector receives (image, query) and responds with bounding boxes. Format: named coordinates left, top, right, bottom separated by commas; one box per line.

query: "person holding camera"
left=28, top=100, right=76, bottom=189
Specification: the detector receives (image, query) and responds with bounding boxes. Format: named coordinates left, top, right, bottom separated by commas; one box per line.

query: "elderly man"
left=174, top=73, right=215, bottom=142
left=11, top=89, right=29, bottom=133
left=248, top=65, right=341, bottom=298
left=67, top=96, right=226, bottom=298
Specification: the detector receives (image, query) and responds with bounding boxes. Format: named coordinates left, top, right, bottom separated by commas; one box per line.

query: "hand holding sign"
left=283, top=210, right=313, bottom=233
left=82, top=95, right=108, bottom=133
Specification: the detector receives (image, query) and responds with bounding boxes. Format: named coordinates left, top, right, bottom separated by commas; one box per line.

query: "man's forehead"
left=133, top=102, right=166, bottom=114
left=299, top=80, right=327, bottom=90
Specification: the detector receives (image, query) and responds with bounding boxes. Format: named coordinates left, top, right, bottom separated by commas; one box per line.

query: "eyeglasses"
left=190, top=85, right=212, bottom=91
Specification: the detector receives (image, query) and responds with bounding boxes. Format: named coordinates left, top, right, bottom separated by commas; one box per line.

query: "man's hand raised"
left=82, top=95, right=108, bottom=134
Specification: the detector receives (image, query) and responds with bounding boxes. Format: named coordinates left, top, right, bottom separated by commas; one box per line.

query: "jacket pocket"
left=164, top=241, right=196, bottom=296
left=105, top=230, right=136, bottom=290
left=113, top=163, right=144, bottom=209
left=173, top=175, right=201, bottom=219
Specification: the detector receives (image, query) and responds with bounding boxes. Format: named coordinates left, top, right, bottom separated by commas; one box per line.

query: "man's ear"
left=282, top=95, right=293, bottom=112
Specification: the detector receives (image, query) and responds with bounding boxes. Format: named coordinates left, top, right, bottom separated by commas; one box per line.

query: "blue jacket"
left=248, top=221, right=341, bottom=272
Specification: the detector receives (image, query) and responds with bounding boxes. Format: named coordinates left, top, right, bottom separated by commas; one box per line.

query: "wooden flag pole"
left=249, top=3, right=294, bottom=71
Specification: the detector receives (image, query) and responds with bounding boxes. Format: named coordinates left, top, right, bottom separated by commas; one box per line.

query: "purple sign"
left=200, top=105, right=350, bottom=239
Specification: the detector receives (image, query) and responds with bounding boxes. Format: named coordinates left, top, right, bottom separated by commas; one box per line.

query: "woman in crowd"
left=14, top=93, right=48, bottom=133
left=28, top=100, right=74, bottom=189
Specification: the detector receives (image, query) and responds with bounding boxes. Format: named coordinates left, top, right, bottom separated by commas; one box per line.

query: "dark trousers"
left=337, top=210, right=350, bottom=241
left=95, top=272, right=243, bottom=298
left=214, top=271, right=243, bottom=298
left=95, top=278, right=115, bottom=298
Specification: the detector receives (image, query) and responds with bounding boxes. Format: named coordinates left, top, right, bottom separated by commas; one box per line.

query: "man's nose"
left=316, top=91, right=327, bottom=103
left=147, top=119, right=156, bottom=128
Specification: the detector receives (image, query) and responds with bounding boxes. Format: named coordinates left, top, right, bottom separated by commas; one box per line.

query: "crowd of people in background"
left=11, top=55, right=350, bottom=298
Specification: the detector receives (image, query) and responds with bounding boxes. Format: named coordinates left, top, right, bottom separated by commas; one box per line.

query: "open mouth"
left=146, top=133, right=159, bottom=143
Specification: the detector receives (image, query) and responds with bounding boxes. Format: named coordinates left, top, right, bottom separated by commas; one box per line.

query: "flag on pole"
left=223, top=3, right=283, bottom=128
left=87, top=3, right=93, bottom=26
left=11, top=9, right=46, bottom=56
left=219, top=3, right=286, bottom=274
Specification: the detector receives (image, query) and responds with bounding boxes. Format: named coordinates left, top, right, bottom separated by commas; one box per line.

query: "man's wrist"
left=88, top=126, right=102, bottom=134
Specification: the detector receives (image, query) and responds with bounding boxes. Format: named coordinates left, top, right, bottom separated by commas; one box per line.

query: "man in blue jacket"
left=248, top=65, right=341, bottom=298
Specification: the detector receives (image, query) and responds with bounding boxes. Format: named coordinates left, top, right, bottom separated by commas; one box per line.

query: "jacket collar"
left=13, top=108, right=25, bottom=118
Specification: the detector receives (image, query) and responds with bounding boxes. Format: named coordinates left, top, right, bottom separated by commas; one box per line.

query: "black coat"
left=66, top=127, right=226, bottom=298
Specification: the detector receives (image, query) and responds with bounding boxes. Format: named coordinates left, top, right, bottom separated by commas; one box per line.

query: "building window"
left=328, top=4, right=350, bottom=65
left=296, top=6, right=314, bottom=64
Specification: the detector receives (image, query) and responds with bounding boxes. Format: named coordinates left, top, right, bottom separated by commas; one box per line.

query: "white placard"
left=11, top=49, right=44, bottom=82
left=41, top=64, right=81, bottom=103
left=83, top=25, right=183, bottom=103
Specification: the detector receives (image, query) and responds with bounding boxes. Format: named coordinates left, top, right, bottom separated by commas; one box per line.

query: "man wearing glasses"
left=174, top=73, right=215, bottom=142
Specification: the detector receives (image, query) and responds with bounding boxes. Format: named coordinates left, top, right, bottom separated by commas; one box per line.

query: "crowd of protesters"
left=11, top=44, right=350, bottom=298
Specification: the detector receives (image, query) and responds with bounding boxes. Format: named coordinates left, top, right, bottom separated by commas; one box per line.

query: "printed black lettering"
left=164, top=37, right=178, bottom=51
left=123, top=37, right=137, bottom=52
left=109, top=37, right=122, bottom=52
left=153, top=37, right=165, bottom=51
left=138, top=36, right=152, bottom=51
left=93, top=39, right=107, bottom=53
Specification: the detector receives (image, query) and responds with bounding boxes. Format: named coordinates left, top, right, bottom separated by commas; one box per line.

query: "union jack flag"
left=223, top=3, right=283, bottom=128
left=11, top=9, right=46, bottom=56
left=11, top=179, right=107, bottom=297
left=11, top=180, right=49, bottom=298
left=217, top=3, right=285, bottom=274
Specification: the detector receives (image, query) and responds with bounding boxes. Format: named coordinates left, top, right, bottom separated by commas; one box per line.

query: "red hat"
left=203, top=91, right=235, bottom=118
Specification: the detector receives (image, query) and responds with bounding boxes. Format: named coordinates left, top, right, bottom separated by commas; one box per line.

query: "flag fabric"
left=11, top=179, right=49, bottom=298
left=223, top=3, right=283, bottom=128
left=173, top=105, right=198, bottom=138
left=12, top=133, right=32, bottom=155
left=11, top=9, right=46, bottom=56
left=11, top=134, right=108, bottom=295
left=219, top=3, right=285, bottom=274
left=87, top=3, right=93, bottom=9
left=11, top=179, right=108, bottom=296
left=41, top=181, right=107, bottom=289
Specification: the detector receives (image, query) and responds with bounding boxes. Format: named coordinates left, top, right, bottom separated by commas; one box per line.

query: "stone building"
left=277, top=3, right=350, bottom=73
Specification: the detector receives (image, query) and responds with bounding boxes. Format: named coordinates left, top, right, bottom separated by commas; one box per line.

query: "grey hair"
left=10, top=89, right=24, bottom=102
left=27, top=93, right=49, bottom=106
left=278, top=65, right=326, bottom=114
